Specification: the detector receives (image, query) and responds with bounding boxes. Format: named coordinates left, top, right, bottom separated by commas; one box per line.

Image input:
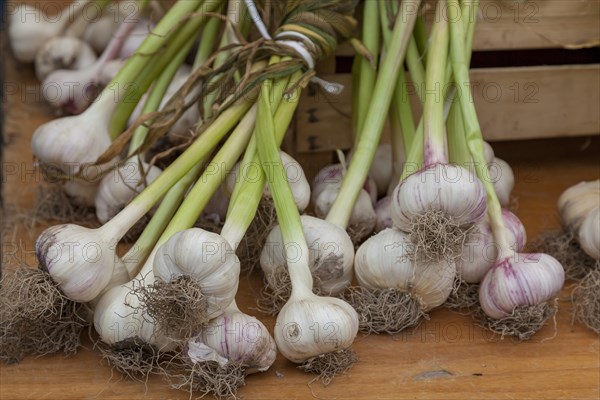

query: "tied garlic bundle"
left=343, top=0, right=482, bottom=333
left=444, top=0, right=565, bottom=339
left=254, top=77, right=359, bottom=384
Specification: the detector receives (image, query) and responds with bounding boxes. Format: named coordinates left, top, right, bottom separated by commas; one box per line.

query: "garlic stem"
left=327, top=0, right=421, bottom=229
left=423, top=0, right=449, bottom=167
left=108, top=0, right=216, bottom=139
left=255, top=80, right=313, bottom=298
left=354, top=0, right=380, bottom=140
left=128, top=38, right=194, bottom=154
left=448, top=0, right=511, bottom=254
left=220, top=84, right=301, bottom=247
left=194, top=13, right=222, bottom=67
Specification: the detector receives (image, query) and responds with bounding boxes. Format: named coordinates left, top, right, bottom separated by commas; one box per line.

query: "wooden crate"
left=290, top=0, right=600, bottom=179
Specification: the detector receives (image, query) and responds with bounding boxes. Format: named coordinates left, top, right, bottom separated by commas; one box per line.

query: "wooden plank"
left=336, top=0, right=600, bottom=54
left=295, top=64, right=600, bottom=152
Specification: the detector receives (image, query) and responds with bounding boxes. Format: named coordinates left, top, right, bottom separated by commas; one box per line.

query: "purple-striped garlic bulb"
left=479, top=253, right=564, bottom=319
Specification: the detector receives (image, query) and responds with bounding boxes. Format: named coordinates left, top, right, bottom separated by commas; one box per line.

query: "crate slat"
left=295, top=64, right=600, bottom=153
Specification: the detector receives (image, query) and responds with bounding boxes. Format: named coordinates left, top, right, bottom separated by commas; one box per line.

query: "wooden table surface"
left=1, top=33, right=600, bottom=400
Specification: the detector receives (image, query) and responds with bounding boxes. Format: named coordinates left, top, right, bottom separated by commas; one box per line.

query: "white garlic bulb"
left=8, top=4, right=70, bottom=63
left=199, top=302, right=276, bottom=373
left=274, top=293, right=358, bottom=363
left=153, top=229, right=240, bottom=320
left=93, top=278, right=174, bottom=350
left=375, top=196, right=392, bottom=233
left=32, top=97, right=114, bottom=206
left=82, top=14, right=122, bottom=54
left=63, top=180, right=100, bottom=208
left=479, top=253, right=565, bottom=319
left=489, top=157, right=514, bottom=208
left=370, top=144, right=393, bottom=197
left=483, top=141, right=495, bottom=164
left=98, top=59, right=126, bottom=86
left=391, top=163, right=487, bottom=230
left=35, top=224, right=118, bottom=302
left=312, top=163, right=377, bottom=206
left=35, top=37, right=98, bottom=81
left=355, top=228, right=456, bottom=310
left=260, top=215, right=354, bottom=295
left=558, top=180, right=600, bottom=230
left=579, top=207, right=600, bottom=260
left=226, top=151, right=310, bottom=212
left=458, top=209, right=527, bottom=283
left=95, top=159, right=163, bottom=224
left=314, top=184, right=376, bottom=242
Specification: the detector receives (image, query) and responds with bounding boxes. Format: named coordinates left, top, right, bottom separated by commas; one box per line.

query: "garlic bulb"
left=375, top=196, right=392, bottom=233
left=370, top=144, right=393, bottom=197
left=489, top=157, right=514, bottom=208
left=93, top=279, right=174, bottom=350
left=98, top=59, right=127, bottom=86
left=63, top=180, right=100, bottom=208
left=8, top=3, right=71, bottom=63
left=314, top=184, right=376, bottom=242
left=82, top=14, right=122, bottom=54
left=312, top=163, right=377, bottom=206
left=355, top=228, right=456, bottom=310
left=199, top=302, right=276, bottom=373
left=129, top=65, right=200, bottom=141
left=226, top=151, right=310, bottom=212
left=558, top=180, right=600, bottom=230
left=260, top=215, right=354, bottom=295
left=483, top=141, right=495, bottom=164
left=35, top=224, right=119, bottom=302
left=458, top=209, right=527, bottom=283
left=32, top=95, right=114, bottom=206
left=95, top=159, right=163, bottom=224
left=201, top=185, right=231, bottom=224
left=579, top=207, right=600, bottom=260
left=391, top=163, right=487, bottom=230
left=35, top=37, right=98, bottom=81
left=153, top=229, right=240, bottom=321
left=274, top=293, right=358, bottom=364
left=479, top=253, right=565, bottom=319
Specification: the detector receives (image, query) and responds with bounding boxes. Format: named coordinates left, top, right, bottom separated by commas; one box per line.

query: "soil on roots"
left=474, top=301, right=558, bottom=341
left=236, top=200, right=276, bottom=274
left=97, top=338, right=160, bottom=381
left=298, top=348, right=358, bottom=386
left=130, top=276, right=208, bottom=340
left=162, top=354, right=246, bottom=399
left=0, top=266, right=86, bottom=364
left=572, top=267, right=600, bottom=334
left=530, top=230, right=597, bottom=281
left=408, top=210, right=471, bottom=264
left=444, top=281, right=480, bottom=312
left=341, top=287, right=425, bottom=334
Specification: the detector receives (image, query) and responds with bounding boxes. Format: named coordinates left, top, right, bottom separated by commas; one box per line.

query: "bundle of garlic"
left=257, top=0, right=420, bottom=319
left=445, top=0, right=564, bottom=339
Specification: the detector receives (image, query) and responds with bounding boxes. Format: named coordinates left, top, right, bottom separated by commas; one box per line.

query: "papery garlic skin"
left=312, top=164, right=344, bottom=203
left=226, top=151, right=310, bottom=212
left=579, top=207, right=600, bottom=260
left=83, top=14, right=122, bottom=54
left=458, top=210, right=527, bottom=283
left=63, top=180, right=100, bottom=207
left=490, top=157, right=514, bottom=208
left=95, top=159, right=163, bottom=223
left=35, top=224, right=117, bottom=302
left=479, top=253, right=565, bottom=319
left=391, top=163, right=487, bottom=230
left=558, top=180, right=600, bottom=230
left=274, top=293, right=358, bottom=363
left=200, top=305, right=276, bottom=373
left=9, top=4, right=67, bottom=63
left=375, top=196, right=392, bottom=233
left=370, top=144, right=393, bottom=197
left=483, top=141, right=495, bottom=164
left=355, top=228, right=456, bottom=310
left=152, top=229, right=240, bottom=320
left=314, top=184, right=376, bottom=241
left=35, top=37, right=97, bottom=81
left=260, top=215, right=354, bottom=295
